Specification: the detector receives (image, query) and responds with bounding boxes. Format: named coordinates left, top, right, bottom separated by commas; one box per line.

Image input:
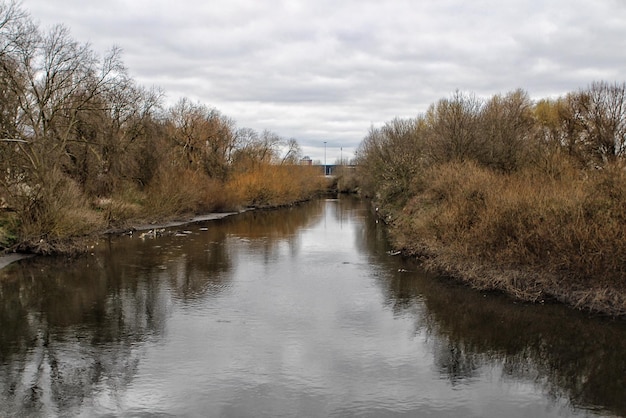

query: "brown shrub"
left=393, top=157, right=626, bottom=305
left=11, top=170, right=105, bottom=252
left=143, top=167, right=234, bottom=218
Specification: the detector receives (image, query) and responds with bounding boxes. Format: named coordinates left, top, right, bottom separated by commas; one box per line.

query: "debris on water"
left=387, top=250, right=401, bottom=256
left=173, top=230, right=194, bottom=237
left=139, top=228, right=166, bottom=239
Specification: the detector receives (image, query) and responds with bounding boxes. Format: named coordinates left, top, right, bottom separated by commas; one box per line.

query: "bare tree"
left=425, top=90, right=484, bottom=164
left=165, top=98, right=236, bottom=180
left=280, top=138, right=302, bottom=165
left=576, top=81, right=626, bottom=162
left=231, top=129, right=282, bottom=171
left=479, top=89, right=537, bottom=172
left=356, top=117, right=427, bottom=204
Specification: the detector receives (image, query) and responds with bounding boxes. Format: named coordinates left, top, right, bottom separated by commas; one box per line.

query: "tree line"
left=357, top=84, right=626, bottom=207
left=0, top=1, right=324, bottom=252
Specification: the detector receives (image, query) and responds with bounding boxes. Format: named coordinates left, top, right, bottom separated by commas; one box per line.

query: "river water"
left=0, top=197, right=625, bottom=417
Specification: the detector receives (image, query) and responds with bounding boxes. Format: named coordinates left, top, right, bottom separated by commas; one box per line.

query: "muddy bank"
left=0, top=253, right=34, bottom=270
left=103, top=211, right=242, bottom=234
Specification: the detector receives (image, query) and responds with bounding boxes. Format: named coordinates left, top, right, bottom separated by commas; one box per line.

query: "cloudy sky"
left=19, top=0, right=626, bottom=163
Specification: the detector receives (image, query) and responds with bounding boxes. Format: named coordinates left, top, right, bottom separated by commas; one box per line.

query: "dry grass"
left=392, top=158, right=626, bottom=315
left=142, top=166, right=239, bottom=218
left=0, top=211, right=18, bottom=250
left=11, top=172, right=105, bottom=254
left=226, top=165, right=326, bottom=207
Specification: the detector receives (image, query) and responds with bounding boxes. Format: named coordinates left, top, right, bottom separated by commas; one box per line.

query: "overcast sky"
left=19, top=0, right=626, bottom=163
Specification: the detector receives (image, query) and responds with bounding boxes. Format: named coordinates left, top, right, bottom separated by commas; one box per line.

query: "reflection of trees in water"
left=106, top=227, right=235, bottom=304
left=0, top=223, right=236, bottom=415
left=325, top=196, right=366, bottom=224
left=359, top=209, right=626, bottom=417
left=103, top=223, right=235, bottom=303
left=219, top=200, right=324, bottom=262
left=223, top=200, right=323, bottom=239
left=420, top=285, right=626, bottom=416
left=0, top=256, right=150, bottom=415
left=0, top=202, right=324, bottom=415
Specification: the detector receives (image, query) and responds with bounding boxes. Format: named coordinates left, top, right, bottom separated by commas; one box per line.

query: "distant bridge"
left=299, top=157, right=355, bottom=176
left=320, top=164, right=355, bottom=176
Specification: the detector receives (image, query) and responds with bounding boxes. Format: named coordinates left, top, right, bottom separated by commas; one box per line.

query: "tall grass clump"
left=334, top=166, right=360, bottom=193
left=0, top=212, right=19, bottom=250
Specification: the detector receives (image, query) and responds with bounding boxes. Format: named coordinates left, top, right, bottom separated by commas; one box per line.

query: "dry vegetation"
left=0, top=2, right=327, bottom=253
left=356, top=84, right=626, bottom=316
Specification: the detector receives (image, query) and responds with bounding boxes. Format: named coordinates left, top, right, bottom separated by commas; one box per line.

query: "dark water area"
left=0, top=197, right=625, bottom=417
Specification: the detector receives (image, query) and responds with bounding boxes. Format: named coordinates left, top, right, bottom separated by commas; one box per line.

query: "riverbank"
left=391, top=240, right=626, bottom=317
left=0, top=163, right=332, bottom=258
left=378, top=161, right=626, bottom=317
left=0, top=194, right=332, bottom=269
left=0, top=210, right=240, bottom=269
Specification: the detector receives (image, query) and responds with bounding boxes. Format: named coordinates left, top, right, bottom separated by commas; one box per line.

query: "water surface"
left=0, top=198, right=625, bottom=417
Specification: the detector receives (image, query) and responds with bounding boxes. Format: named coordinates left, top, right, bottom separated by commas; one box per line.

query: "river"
left=0, top=197, right=625, bottom=417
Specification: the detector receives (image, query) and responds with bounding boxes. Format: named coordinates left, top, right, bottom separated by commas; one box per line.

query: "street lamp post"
left=324, top=141, right=327, bottom=176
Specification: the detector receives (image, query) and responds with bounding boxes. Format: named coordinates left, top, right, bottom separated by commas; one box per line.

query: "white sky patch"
left=19, top=0, right=626, bottom=162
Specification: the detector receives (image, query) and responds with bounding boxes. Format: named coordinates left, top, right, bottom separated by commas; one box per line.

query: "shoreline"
left=411, top=250, right=626, bottom=317
left=0, top=253, right=34, bottom=270
left=4, top=197, right=624, bottom=317
left=388, top=229, right=626, bottom=318
left=0, top=210, right=246, bottom=271
left=370, top=202, right=626, bottom=318
left=0, top=198, right=322, bottom=269
left=103, top=211, right=243, bottom=235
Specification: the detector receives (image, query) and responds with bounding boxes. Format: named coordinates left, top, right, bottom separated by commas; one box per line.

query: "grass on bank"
left=391, top=157, right=626, bottom=315
left=225, top=165, right=328, bottom=207
left=2, top=164, right=329, bottom=254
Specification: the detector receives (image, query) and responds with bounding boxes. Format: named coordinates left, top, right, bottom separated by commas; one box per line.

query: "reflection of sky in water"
left=0, top=198, right=622, bottom=417
left=104, top=200, right=587, bottom=417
